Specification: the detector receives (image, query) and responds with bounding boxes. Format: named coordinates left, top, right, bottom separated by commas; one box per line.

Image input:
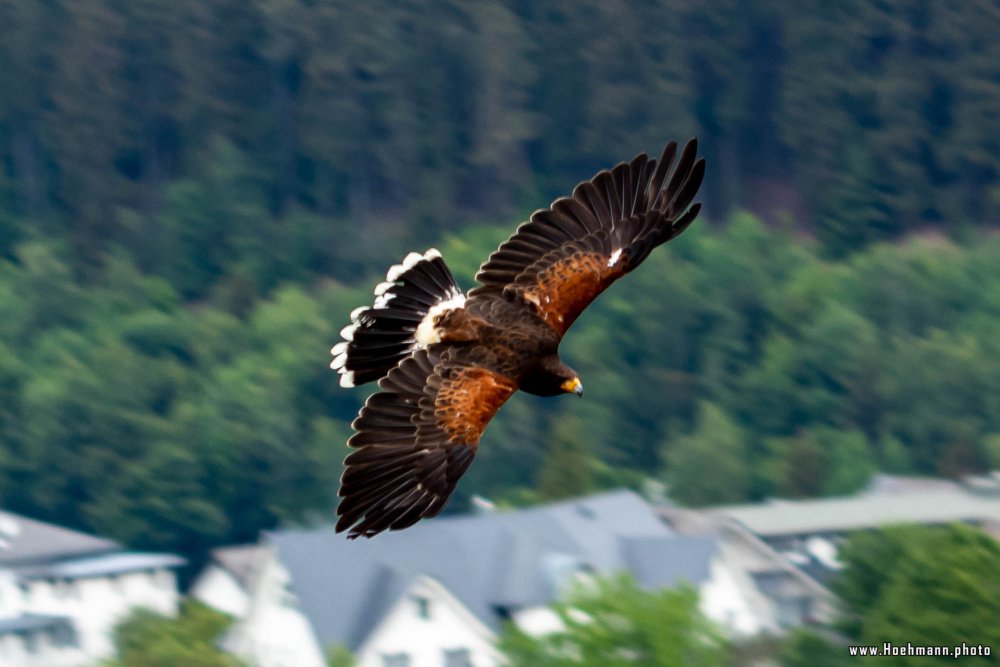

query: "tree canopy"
left=835, top=524, right=1000, bottom=656
left=102, top=600, right=242, bottom=667
left=498, top=573, right=729, bottom=667
left=0, top=0, right=998, bottom=565
left=3, top=209, right=1000, bottom=559
left=780, top=524, right=1000, bottom=666
left=2, top=0, right=999, bottom=275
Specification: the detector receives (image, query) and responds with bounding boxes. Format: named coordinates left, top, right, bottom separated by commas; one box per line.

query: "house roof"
left=209, top=544, right=263, bottom=588
left=0, top=511, right=119, bottom=566
left=863, top=473, right=963, bottom=496
left=267, top=490, right=721, bottom=650
left=622, top=535, right=718, bottom=590
left=713, top=487, right=1000, bottom=537
left=15, top=551, right=185, bottom=581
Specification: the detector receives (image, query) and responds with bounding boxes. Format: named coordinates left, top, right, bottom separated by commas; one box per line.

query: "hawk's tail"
left=331, top=249, right=465, bottom=387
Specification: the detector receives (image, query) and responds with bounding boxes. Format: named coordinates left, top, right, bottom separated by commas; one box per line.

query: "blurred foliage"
left=855, top=525, right=1000, bottom=664
left=0, top=0, right=998, bottom=562
left=663, top=402, right=750, bottom=506
left=835, top=525, right=1000, bottom=651
left=2, top=0, right=1000, bottom=274
left=102, top=599, right=242, bottom=667
left=324, top=645, right=356, bottom=667
left=778, top=524, right=1000, bottom=667
left=498, top=573, right=729, bottom=667
left=3, top=208, right=1000, bottom=557
left=781, top=524, right=1000, bottom=666
left=778, top=628, right=850, bottom=667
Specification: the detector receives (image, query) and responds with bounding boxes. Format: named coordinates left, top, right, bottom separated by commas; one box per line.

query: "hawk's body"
left=331, top=139, right=706, bottom=538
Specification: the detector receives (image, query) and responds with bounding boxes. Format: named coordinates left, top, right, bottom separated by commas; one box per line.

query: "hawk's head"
left=520, top=357, right=583, bottom=398
left=560, top=376, right=584, bottom=397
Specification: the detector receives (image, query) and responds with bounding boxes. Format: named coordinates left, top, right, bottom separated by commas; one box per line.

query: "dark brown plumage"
left=330, top=139, right=706, bottom=538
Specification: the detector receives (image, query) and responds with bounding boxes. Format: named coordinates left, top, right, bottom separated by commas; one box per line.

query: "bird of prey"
left=331, top=139, right=705, bottom=538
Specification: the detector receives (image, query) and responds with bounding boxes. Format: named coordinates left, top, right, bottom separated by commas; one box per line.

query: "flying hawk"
left=331, top=139, right=705, bottom=538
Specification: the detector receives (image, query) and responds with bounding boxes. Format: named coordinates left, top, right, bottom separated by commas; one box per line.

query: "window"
left=278, top=581, right=298, bottom=608
left=775, top=595, right=810, bottom=628
left=53, top=578, right=77, bottom=600
left=443, top=647, right=473, bottom=667
left=492, top=605, right=512, bottom=621
left=50, top=625, right=79, bottom=649
left=382, top=652, right=411, bottom=667
left=413, top=595, right=431, bottom=619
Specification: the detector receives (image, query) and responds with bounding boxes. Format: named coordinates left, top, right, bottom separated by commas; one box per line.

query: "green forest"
left=1, top=0, right=1000, bottom=562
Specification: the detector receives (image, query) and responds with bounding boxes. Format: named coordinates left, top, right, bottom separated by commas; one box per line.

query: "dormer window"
left=22, top=632, right=38, bottom=654
left=444, top=648, right=473, bottom=667
left=382, top=652, right=410, bottom=667
left=412, top=595, right=430, bottom=619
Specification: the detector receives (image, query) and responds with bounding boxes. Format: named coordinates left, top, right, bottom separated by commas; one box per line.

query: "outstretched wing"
left=336, top=348, right=516, bottom=539
left=469, top=139, right=705, bottom=337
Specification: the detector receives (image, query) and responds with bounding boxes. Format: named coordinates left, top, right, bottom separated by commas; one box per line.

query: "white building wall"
left=511, top=605, right=564, bottom=637
left=356, top=577, right=500, bottom=667
left=190, top=564, right=250, bottom=619
left=223, top=547, right=327, bottom=667
left=23, top=569, right=177, bottom=658
left=0, top=630, right=90, bottom=667
left=0, top=569, right=18, bottom=619
left=0, top=566, right=180, bottom=667
left=698, top=556, right=765, bottom=636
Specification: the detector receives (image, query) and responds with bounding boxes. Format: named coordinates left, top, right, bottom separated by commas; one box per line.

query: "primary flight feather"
left=331, top=139, right=706, bottom=538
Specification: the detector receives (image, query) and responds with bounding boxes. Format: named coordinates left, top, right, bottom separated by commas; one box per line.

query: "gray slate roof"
left=0, top=511, right=119, bottom=566
left=0, top=510, right=184, bottom=583
left=210, top=544, right=263, bottom=588
left=713, top=488, right=1000, bottom=537
left=622, top=535, right=717, bottom=590
left=268, top=490, right=720, bottom=650
left=16, top=551, right=185, bottom=581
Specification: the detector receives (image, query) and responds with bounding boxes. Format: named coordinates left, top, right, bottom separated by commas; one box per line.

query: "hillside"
left=1, top=0, right=999, bottom=559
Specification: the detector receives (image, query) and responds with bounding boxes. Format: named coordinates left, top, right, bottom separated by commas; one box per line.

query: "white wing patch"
left=330, top=342, right=348, bottom=369
left=331, top=247, right=455, bottom=387
left=415, top=292, right=466, bottom=346
left=374, top=249, right=443, bottom=295
left=330, top=335, right=352, bottom=374
left=608, top=248, right=623, bottom=268
left=373, top=292, right=395, bottom=309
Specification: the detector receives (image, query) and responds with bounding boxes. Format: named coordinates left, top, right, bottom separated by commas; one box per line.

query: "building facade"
left=208, top=491, right=760, bottom=667
left=0, top=511, right=184, bottom=667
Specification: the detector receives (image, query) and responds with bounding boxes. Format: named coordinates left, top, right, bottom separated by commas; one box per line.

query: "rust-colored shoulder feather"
left=469, top=139, right=705, bottom=337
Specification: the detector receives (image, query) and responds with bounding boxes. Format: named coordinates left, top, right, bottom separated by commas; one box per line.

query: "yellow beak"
left=562, top=377, right=584, bottom=397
